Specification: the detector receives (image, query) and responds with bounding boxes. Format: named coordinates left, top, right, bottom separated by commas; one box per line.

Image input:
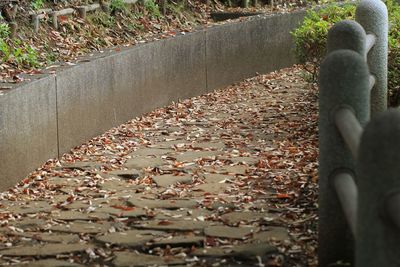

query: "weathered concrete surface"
left=112, top=32, right=207, bottom=123
left=0, top=76, right=58, bottom=190
left=206, top=10, right=306, bottom=90
left=56, top=56, right=116, bottom=155
left=57, top=31, right=207, bottom=155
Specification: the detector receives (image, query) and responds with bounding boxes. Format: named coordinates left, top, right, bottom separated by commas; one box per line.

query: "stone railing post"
left=356, top=0, right=388, bottom=116
left=356, top=110, right=400, bottom=266
left=318, top=49, right=370, bottom=266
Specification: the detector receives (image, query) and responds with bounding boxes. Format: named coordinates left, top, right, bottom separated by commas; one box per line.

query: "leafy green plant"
left=110, top=0, right=127, bottom=14
left=291, top=3, right=355, bottom=82
left=90, top=11, right=115, bottom=27
left=166, top=1, right=185, bottom=16
left=31, top=0, right=44, bottom=10
left=0, top=40, right=11, bottom=62
left=10, top=40, right=39, bottom=67
left=0, top=23, right=10, bottom=39
left=387, top=0, right=400, bottom=106
left=43, top=43, right=57, bottom=65
left=22, top=45, right=39, bottom=67
left=144, top=0, right=161, bottom=18
left=0, top=38, right=39, bottom=68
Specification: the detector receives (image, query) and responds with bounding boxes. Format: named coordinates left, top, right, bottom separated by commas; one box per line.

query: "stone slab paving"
left=152, top=174, right=193, bottom=187
left=0, top=67, right=318, bottom=266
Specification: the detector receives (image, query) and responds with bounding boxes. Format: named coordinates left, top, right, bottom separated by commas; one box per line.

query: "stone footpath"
left=0, top=66, right=318, bottom=266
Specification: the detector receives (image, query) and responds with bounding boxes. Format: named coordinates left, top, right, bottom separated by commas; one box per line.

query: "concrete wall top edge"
left=204, top=7, right=307, bottom=31
left=2, top=8, right=309, bottom=94
left=33, top=28, right=207, bottom=78
left=0, top=73, right=55, bottom=96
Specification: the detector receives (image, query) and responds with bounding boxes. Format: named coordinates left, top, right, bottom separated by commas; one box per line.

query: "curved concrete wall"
left=0, top=10, right=306, bottom=190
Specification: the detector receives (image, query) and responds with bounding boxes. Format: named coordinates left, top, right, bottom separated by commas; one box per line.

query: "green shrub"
left=110, top=0, right=127, bottom=14
left=0, top=38, right=39, bottom=68
left=292, top=0, right=400, bottom=106
left=387, top=0, right=400, bottom=106
left=291, top=3, right=355, bottom=82
left=31, top=0, right=44, bottom=10
left=90, top=11, right=115, bottom=27
left=11, top=40, right=39, bottom=68
left=0, top=23, right=10, bottom=39
left=144, top=0, right=161, bottom=18
left=0, top=39, right=11, bottom=62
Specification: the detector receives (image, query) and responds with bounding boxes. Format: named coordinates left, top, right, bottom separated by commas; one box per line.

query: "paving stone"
left=154, top=139, right=188, bottom=149
left=11, top=231, right=80, bottom=244
left=192, top=142, right=226, bottom=150
left=63, top=201, right=93, bottom=210
left=9, top=201, right=53, bottom=214
left=92, top=198, right=125, bottom=206
left=58, top=187, right=79, bottom=195
left=108, top=169, right=142, bottom=180
left=157, top=164, right=197, bottom=173
left=220, top=211, right=276, bottom=225
left=204, top=201, right=236, bottom=210
left=123, top=157, right=165, bottom=169
left=14, top=259, right=85, bottom=267
left=95, top=230, right=166, bottom=247
left=31, top=233, right=81, bottom=244
left=127, top=198, right=198, bottom=209
left=251, top=226, right=290, bottom=242
left=47, top=177, right=83, bottom=187
left=203, top=173, right=233, bottom=183
left=135, top=220, right=209, bottom=231
left=154, top=208, right=212, bottom=221
left=151, top=235, right=204, bottom=247
left=204, top=225, right=257, bottom=239
left=228, top=242, right=279, bottom=259
left=130, top=147, right=174, bottom=157
left=191, top=246, right=228, bottom=257
left=201, top=165, right=224, bottom=173
left=49, top=221, right=112, bottom=234
left=202, top=165, right=249, bottom=175
left=0, top=243, right=90, bottom=256
left=152, top=174, right=192, bottom=187
left=223, top=157, right=259, bottom=165
left=98, top=180, right=138, bottom=192
left=195, top=183, right=229, bottom=195
left=183, top=121, right=212, bottom=127
left=58, top=161, right=103, bottom=170
left=52, top=211, right=110, bottom=221
left=165, top=126, right=184, bottom=133
left=192, top=242, right=278, bottom=259
left=12, top=218, right=46, bottom=230
left=95, top=206, right=147, bottom=218
left=174, top=151, right=221, bottom=162
left=220, top=165, right=249, bottom=175
left=112, top=252, right=185, bottom=267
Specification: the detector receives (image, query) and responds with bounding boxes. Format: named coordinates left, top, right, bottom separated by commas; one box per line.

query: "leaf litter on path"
left=0, top=65, right=318, bottom=266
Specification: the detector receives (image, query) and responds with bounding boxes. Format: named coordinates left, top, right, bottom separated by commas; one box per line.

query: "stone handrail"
left=318, top=0, right=390, bottom=265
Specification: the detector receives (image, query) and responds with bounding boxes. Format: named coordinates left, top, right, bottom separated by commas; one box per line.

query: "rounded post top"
left=319, top=49, right=370, bottom=126
left=356, top=0, right=388, bottom=21
left=328, top=20, right=366, bottom=55
left=320, top=49, right=369, bottom=93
